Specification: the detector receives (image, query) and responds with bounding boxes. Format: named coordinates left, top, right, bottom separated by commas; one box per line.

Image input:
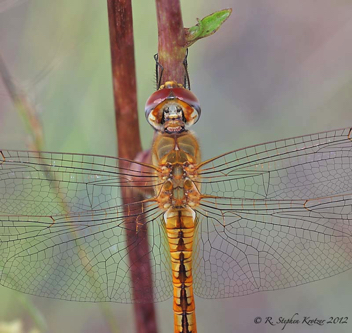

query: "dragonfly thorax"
left=152, top=131, right=202, bottom=210
left=156, top=163, right=201, bottom=210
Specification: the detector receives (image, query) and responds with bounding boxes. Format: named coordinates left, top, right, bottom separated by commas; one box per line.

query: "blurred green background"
left=1, top=0, right=352, bottom=332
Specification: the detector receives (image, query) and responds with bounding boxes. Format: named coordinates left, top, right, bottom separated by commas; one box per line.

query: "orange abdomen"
left=165, top=207, right=197, bottom=333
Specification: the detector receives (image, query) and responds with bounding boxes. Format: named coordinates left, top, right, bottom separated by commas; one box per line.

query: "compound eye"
left=145, top=83, right=201, bottom=131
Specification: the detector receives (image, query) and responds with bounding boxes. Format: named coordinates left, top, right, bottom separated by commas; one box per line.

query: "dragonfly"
left=1, top=66, right=352, bottom=332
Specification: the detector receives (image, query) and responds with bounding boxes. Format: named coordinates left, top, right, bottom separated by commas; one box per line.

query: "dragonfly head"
left=145, top=81, right=201, bottom=133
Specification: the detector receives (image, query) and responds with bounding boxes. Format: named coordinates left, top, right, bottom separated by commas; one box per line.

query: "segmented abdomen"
left=165, top=207, right=197, bottom=333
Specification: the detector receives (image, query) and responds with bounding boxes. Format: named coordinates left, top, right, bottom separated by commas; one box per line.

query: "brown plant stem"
left=107, top=1, right=158, bottom=333
left=155, top=0, right=187, bottom=85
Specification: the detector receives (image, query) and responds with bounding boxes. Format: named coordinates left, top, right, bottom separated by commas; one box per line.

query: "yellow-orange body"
left=152, top=131, right=201, bottom=333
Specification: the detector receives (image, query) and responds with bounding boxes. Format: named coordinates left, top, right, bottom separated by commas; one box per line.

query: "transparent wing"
left=0, top=150, right=158, bottom=214
left=2, top=127, right=352, bottom=302
left=198, top=127, right=352, bottom=200
left=193, top=127, right=352, bottom=298
left=0, top=150, right=172, bottom=303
